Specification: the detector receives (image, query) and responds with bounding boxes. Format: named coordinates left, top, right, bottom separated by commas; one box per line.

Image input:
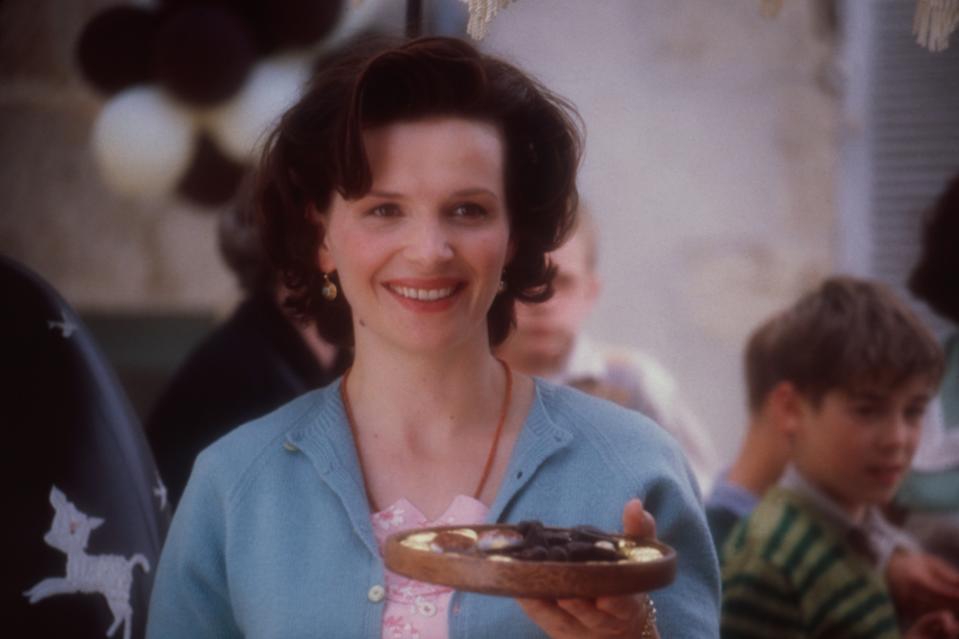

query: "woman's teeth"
left=391, top=285, right=455, bottom=301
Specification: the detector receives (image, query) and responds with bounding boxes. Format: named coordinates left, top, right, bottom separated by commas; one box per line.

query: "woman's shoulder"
left=536, top=379, right=677, bottom=444
left=533, top=379, right=688, bottom=475
left=189, top=384, right=338, bottom=490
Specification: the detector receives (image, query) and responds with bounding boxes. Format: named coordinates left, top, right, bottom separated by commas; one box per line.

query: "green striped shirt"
left=720, top=487, right=900, bottom=639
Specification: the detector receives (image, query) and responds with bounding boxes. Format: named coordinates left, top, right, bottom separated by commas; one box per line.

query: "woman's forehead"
left=361, top=118, right=505, bottom=188
left=362, top=117, right=503, bottom=153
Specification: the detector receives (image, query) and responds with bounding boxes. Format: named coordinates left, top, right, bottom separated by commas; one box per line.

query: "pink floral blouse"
left=372, top=495, right=489, bottom=639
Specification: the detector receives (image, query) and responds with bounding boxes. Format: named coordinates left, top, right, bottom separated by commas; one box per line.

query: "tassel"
left=914, top=0, right=959, bottom=52
left=460, top=0, right=516, bottom=40
left=760, top=0, right=784, bottom=19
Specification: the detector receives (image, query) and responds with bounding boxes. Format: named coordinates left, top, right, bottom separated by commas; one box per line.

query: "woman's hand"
left=516, top=499, right=660, bottom=638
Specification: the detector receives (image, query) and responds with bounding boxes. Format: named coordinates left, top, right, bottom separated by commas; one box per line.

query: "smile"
left=386, top=284, right=458, bottom=301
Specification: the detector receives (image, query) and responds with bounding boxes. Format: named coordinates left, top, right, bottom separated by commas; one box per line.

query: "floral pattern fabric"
left=373, top=495, right=488, bottom=639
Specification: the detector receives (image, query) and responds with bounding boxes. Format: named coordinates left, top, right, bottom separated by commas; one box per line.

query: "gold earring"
left=321, top=272, right=338, bottom=301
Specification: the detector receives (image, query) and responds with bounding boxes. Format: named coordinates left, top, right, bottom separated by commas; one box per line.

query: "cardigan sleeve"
left=146, top=454, right=243, bottom=638
left=639, top=437, right=722, bottom=639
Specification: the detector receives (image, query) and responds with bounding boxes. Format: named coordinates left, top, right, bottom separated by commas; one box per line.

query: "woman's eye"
left=369, top=203, right=401, bottom=218
left=451, top=203, right=488, bottom=219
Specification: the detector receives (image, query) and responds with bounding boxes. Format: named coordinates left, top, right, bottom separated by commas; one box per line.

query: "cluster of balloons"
left=77, top=0, right=345, bottom=207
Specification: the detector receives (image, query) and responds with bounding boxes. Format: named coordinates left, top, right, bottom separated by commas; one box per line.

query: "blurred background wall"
left=482, top=0, right=839, bottom=463
left=0, top=0, right=955, bottom=468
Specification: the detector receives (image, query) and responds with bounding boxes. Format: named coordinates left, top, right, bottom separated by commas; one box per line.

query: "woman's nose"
left=405, top=219, right=454, bottom=264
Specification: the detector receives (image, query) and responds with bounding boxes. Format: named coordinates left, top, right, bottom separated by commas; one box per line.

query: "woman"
left=147, top=37, right=719, bottom=638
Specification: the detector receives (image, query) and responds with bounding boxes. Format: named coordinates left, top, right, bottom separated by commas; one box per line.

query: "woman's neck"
left=347, top=337, right=506, bottom=437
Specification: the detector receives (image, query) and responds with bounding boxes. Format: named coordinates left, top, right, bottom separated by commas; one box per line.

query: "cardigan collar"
left=284, top=378, right=573, bottom=559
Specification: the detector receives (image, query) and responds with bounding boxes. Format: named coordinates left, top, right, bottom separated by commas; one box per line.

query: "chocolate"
left=399, top=520, right=665, bottom=564
left=413, top=520, right=656, bottom=564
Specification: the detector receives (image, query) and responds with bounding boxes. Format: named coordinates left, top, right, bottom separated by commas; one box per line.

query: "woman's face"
left=317, top=117, right=511, bottom=355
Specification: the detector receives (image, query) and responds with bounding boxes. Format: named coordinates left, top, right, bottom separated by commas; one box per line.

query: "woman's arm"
left=146, top=460, right=242, bottom=638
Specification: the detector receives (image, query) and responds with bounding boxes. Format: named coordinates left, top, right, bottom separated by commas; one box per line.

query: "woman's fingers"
left=557, top=598, right=631, bottom=633
left=518, top=596, right=644, bottom=637
left=516, top=598, right=585, bottom=636
left=622, top=498, right=656, bottom=540
left=594, top=594, right=641, bottom=621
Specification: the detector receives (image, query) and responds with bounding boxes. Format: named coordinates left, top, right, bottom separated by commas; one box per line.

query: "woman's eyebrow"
left=367, top=189, right=404, bottom=198
left=450, top=188, right=499, bottom=199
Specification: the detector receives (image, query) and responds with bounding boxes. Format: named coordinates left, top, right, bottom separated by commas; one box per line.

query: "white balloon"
left=205, top=56, right=310, bottom=163
left=92, top=86, right=195, bottom=197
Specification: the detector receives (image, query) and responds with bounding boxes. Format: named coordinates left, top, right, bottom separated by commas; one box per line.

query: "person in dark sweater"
left=147, top=191, right=349, bottom=507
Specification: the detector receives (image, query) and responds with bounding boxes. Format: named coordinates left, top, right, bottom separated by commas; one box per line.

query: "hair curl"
left=256, top=36, right=583, bottom=347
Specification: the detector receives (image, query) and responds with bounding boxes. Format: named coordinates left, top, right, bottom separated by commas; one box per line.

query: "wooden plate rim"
left=383, top=523, right=677, bottom=598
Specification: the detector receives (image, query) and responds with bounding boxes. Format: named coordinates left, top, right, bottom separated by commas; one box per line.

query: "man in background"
left=147, top=191, right=349, bottom=507
left=497, top=207, right=719, bottom=493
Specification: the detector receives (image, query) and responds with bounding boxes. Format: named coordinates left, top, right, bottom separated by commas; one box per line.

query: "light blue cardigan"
left=147, top=379, right=720, bottom=638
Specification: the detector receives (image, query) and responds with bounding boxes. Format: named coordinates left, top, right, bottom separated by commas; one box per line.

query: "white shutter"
left=840, top=0, right=959, bottom=333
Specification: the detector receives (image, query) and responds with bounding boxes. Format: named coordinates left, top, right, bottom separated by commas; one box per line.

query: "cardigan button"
left=367, top=584, right=386, bottom=603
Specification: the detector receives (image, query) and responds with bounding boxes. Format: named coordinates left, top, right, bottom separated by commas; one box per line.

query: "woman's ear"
left=308, top=203, right=335, bottom=273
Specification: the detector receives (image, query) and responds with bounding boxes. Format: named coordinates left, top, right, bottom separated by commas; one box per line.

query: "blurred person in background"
left=898, top=171, right=959, bottom=566
left=716, top=277, right=959, bottom=632
left=496, top=208, right=719, bottom=493
left=704, top=312, right=793, bottom=551
left=147, top=184, right=349, bottom=507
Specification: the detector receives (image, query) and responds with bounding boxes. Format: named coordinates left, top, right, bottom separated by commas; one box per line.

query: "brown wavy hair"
left=256, top=36, right=583, bottom=347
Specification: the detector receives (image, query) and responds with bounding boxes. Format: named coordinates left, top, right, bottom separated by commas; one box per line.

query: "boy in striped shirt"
left=720, top=276, right=958, bottom=638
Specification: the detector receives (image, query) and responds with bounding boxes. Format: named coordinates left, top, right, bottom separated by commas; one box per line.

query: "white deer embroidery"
left=47, top=312, right=77, bottom=338
left=23, top=486, right=150, bottom=639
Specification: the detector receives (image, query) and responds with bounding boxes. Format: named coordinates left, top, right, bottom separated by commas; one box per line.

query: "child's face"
left=790, top=375, right=934, bottom=519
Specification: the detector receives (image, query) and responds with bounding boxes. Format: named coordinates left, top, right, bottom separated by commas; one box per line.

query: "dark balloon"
left=264, top=0, right=345, bottom=50
left=76, top=6, right=159, bottom=95
left=153, top=5, right=257, bottom=105
left=157, top=0, right=344, bottom=53
left=177, top=134, right=248, bottom=207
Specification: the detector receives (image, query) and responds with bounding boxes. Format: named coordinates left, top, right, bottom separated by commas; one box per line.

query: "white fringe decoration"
left=460, top=0, right=516, bottom=40
left=914, top=0, right=959, bottom=52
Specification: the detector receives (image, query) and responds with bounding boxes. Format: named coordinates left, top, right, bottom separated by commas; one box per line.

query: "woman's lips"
left=387, top=284, right=457, bottom=301
left=383, top=279, right=465, bottom=312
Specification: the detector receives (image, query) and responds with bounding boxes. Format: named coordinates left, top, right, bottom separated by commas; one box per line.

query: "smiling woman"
left=146, top=37, right=720, bottom=639
left=316, top=118, right=511, bottom=356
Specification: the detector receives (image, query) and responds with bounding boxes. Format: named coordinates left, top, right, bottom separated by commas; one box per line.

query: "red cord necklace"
left=339, top=359, right=513, bottom=508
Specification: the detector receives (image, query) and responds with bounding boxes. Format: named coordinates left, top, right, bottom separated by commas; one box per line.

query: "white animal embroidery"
left=23, top=486, right=150, bottom=639
left=47, top=313, right=77, bottom=338
left=153, top=475, right=168, bottom=511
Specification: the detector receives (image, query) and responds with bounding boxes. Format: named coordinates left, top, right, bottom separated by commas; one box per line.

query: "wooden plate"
left=383, top=524, right=676, bottom=598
